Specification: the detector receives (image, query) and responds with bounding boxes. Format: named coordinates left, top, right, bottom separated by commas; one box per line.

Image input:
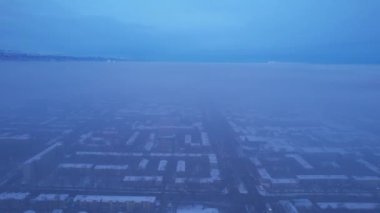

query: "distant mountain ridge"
left=0, top=50, right=125, bottom=61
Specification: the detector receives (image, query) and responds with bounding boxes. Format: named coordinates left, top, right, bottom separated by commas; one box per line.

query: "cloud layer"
left=1, top=0, right=379, bottom=63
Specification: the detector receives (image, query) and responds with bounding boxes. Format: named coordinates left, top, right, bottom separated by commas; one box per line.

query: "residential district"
left=0, top=98, right=379, bottom=212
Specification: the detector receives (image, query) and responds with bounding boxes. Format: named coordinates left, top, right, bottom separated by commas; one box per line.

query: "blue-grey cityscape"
left=1, top=1, right=380, bottom=213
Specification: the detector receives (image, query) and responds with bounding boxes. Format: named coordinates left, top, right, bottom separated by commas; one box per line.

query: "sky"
left=1, top=0, right=380, bottom=63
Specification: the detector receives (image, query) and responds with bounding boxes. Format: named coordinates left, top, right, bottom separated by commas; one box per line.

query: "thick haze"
left=1, top=0, right=380, bottom=63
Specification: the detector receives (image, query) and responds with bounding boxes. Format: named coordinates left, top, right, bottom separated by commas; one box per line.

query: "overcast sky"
left=1, top=0, right=379, bottom=63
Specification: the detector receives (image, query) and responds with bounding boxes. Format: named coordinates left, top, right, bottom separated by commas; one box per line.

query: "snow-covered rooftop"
left=177, top=204, right=219, bottom=213
left=0, top=192, right=30, bottom=200
left=123, top=176, right=163, bottom=182
left=59, top=163, right=93, bottom=169
left=297, top=175, right=349, bottom=180
left=33, top=194, right=69, bottom=202
left=94, top=164, right=128, bottom=170
left=317, top=202, right=380, bottom=210
left=73, top=195, right=156, bottom=203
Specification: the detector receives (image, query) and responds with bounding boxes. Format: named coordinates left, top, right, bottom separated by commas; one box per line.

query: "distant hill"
left=0, top=50, right=125, bottom=61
